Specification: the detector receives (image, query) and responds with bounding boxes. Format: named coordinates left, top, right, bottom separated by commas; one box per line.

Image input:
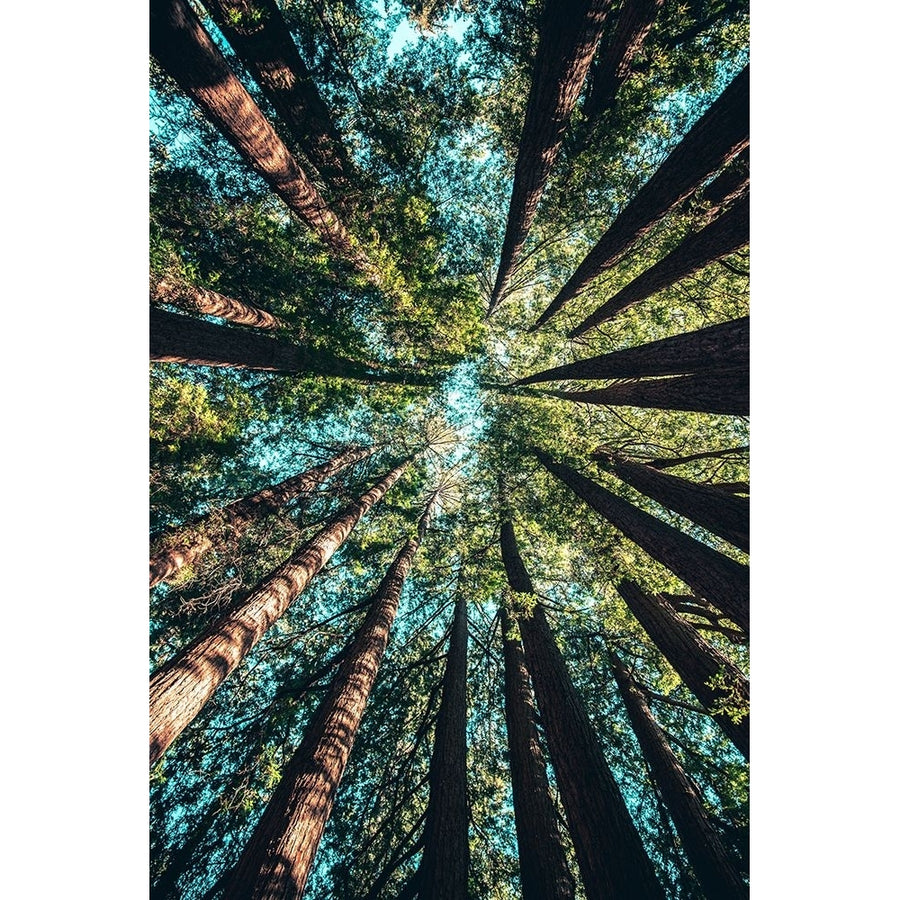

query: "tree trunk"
left=149, top=460, right=410, bottom=766
left=203, top=0, right=354, bottom=194
left=517, top=316, right=748, bottom=384
left=607, top=648, right=748, bottom=897
left=686, top=146, right=749, bottom=224
left=150, top=444, right=374, bottom=587
left=546, top=366, right=749, bottom=416
left=593, top=449, right=749, bottom=552
left=569, top=194, right=749, bottom=334
left=500, top=520, right=665, bottom=900
left=223, top=496, right=438, bottom=900
left=534, top=450, right=748, bottom=630
left=150, top=307, right=438, bottom=385
left=646, top=444, right=748, bottom=470
left=416, top=595, right=470, bottom=900
left=151, top=275, right=284, bottom=330
left=149, top=0, right=373, bottom=277
left=488, top=0, right=612, bottom=312
left=616, top=580, right=749, bottom=758
left=532, top=64, right=748, bottom=328
left=500, top=605, right=576, bottom=900
left=582, top=0, right=665, bottom=127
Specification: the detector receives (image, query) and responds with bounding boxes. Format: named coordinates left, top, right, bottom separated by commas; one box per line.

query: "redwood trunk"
left=149, top=0, right=371, bottom=275
left=151, top=275, right=284, bottom=330
left=203, top=0, right=353, bottom=193
left=687, top=147, right=749, bottom=223
left=499, top=522, right=664, bottom=898
left=518, top=316, right=748, bottom=383
left=489, top=0, right=612, bottom=311
left=547, top=366, right=749, bottom=416
left=150, top=444, right=374, bottom=587
left=617, top=580, right=749, bottom=758
left=647, top=445, right=748, bottom=470
left=607, top=649, right=748, bottom=897
left=149, top=460, right=409, bottom=766
left=593, top=450, right=749, bottom=552
left=534, top=450, right=749, bottom=630
left=223, top=497, right=437, bottom=899
left=569, top=194, right=750, bottom=334
left=532, top=64, right=749, bottom=328
left=416, top=595, right=470, bottom=900
left=500, top=605, right=576, bottom=900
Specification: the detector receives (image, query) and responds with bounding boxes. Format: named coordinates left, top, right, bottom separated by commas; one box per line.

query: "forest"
left=148, top=0, right=749, bottom=897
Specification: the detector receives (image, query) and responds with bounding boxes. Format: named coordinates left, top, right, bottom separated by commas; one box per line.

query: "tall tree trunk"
left=223, top=495, right=438, bottom=900
left=500, top=605, right=576, bottom=900
left=532, top=64, right=749, bottom=328
left=149, top=460, right=410, bottom=766
left=582, top=0, right=665, bottom=127
left=534, top=450, right=748, bottom=630
left=150, top=444, right=374, bottom=587
left=149, top=0, right=373, bottom=277
left=616, top=580, right=749, bottom=758
left=517, top=316, right=748, bottom=384
left=203, top=0, right=354, bottom=194
left=499, top=521, right=666, bottom=899
left=646, top=444, right=748, bottom=469
left=416, top=595, right=470, bottom=900
left=607, top=648, right=748, bottom=897
left=150, top=307, right=438, bottom=385
left=569, top=194, right=749, bottom=334
left=593, top=449, right=749, bottom=551
left=488, top=0, right=612, bottom=312
left=546, top=366, right=749, bottom=415
left=686, top=146, right=749, bottom=224
left=151, top=275, right=284, bottom=330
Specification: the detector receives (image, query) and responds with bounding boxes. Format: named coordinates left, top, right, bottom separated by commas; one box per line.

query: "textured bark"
left=593, top=450, right=749, bottom=551
left=416, top=595, right=470, bottom=900
left=149, top=444, right=373, bottom=587
left=547, top=366, right=749, bottom=416
left=488, top=0, right=612, bottom=311
left=569, top=194, right=749, bottom=334
left=534, top=450, right=748, bottom=630
left=687, top=147, right=749, bottom=224
left=151, top=275, right=284, bottom=330
left=203, top=0, right=354, bottom=193
left=607, top=649, right=748, bottom=897
left=149, top=0, right=373, bottom=276
left=223, top=497, right=437, bottom=900
left=582, top=0, right=665, bottom=127
left=518, top=316, right=748, bottom=384
left=499, top=520, right=665, bottom=899
left=500, top=605, right=576, bottom=900
left=617, top=580, right=748, bottom=758
left=532, top=64, right=749, bottom=328
left=149, top=460, right=410, bottom=766
left=150, top=307, right=437, bottom=385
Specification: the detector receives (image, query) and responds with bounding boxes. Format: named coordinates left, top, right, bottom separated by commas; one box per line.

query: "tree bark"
left=616, top=580, right=749, bottom=758
left=488, top=0, right=612, bottom=312
left=531, top=64, right=748, bottom=328
left=499, top=522, right=665, bottom=899
left=150, top=444, right=374, bottom=587
left=151, top=274, right=284, bottom=330
left=569, top=194, right=749, bottom=334
left=592, top=449, right=749, bottom=551
left=686, top=146, right=749, bottom=224
left=517, top=316, right=748, bottom=384
left=500, top=605, right=576, bottom=900
left=203, top=0, right=354, bottom=194
left=582, top=0, right=665, bottom=127
left=150, top=307, right=438, bottom=385
left=546, top=366, right=749, bottom=416
left=416, top=594, right=470, bottom=900
left=223, top=495, right=438, bottom=900
left=607, top=649, right=748, bottom=897
left=149, top=0, right=373, bottom=276
left=149, top=460, right=410, bottom=766
left=534, top=450, right=748, bottom=630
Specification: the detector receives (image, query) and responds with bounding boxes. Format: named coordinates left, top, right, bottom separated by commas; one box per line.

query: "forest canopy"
left=148, top=0, right=749, bottom=897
